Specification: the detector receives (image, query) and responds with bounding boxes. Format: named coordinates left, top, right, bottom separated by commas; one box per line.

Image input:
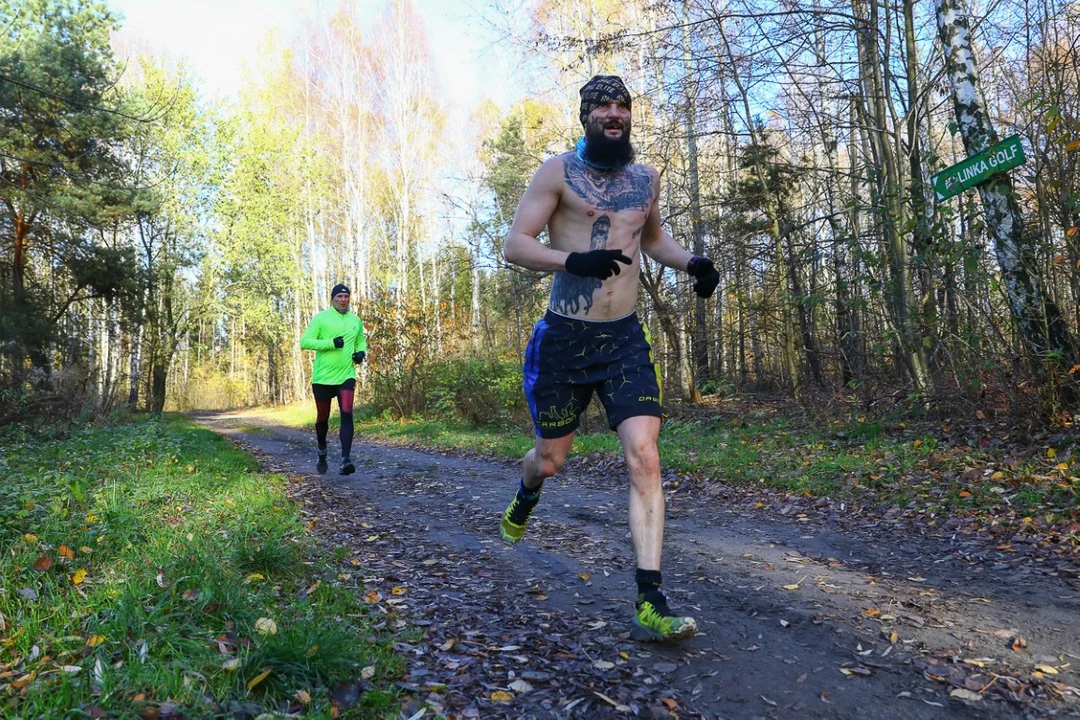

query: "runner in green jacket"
left=300, top=284, right=368, bottom=475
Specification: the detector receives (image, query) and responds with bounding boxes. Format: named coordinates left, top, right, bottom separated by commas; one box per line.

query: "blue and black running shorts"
left=523, top=310, right=662, bottom=438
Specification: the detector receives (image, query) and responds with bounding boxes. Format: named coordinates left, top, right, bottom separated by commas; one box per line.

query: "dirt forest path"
left=191, top=411, right=1080, bottom=720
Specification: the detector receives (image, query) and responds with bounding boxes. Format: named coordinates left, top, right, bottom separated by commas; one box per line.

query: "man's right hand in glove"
left=352, top=351, right=366, bottom=364
left=332, top=336, right=344, bottom=348
left=565, top=249, right=633, bottom=280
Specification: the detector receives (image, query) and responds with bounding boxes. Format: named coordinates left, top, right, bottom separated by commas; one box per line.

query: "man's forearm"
left=641, top=232, right=694, bottom=271
left=504, top=232, right=569, bottom=272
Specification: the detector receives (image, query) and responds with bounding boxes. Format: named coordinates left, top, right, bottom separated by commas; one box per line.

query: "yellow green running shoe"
left=499, top=487, right=540, bottom=545
left=631, top=592, right=698, bottom=642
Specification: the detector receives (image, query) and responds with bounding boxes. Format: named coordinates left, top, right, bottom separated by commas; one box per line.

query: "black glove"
left=565, top=249, right=632, bottom=280
left=352, top=351, right=366, bottom=364
left=687, top=256, right=720, bottom=298
left=332, top=336, right=344, bottom=349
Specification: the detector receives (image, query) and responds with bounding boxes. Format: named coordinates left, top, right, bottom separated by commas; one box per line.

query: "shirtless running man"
left=497, top=75, right=720, bottom=641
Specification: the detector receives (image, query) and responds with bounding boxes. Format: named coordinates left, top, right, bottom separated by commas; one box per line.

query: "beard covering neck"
left=578, top=127, right=635, bottom=170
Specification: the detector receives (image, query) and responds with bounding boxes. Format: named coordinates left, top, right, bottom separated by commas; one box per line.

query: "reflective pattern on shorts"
left=523, top=310, right=661, bottom=438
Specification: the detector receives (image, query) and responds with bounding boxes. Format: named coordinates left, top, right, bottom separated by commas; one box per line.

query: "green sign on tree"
left=930, top=135, right=1026, bottom=202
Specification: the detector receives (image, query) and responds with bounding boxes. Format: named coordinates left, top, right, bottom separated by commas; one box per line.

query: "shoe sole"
left=630, top=616, right=698, bottom=642
left=340, top=462, right=355, bottom=475
left=316, top=463, right=327, bottom=474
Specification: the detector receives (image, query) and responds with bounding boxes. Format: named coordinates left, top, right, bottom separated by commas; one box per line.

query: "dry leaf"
left=11, top=671, right=35, bottom=689
left=783, top=583, right=800, bottom=590
left=593, top=692, right=630, bottom=711
left=32, top=556, right=52, bottom=573
left=364, top=590, right=381, bottom=604
left=222, top=658, right=242, bottom=671
left=294, top=690, right=311, bottom=704
left=1035, top=664, right=1059, bottom=675
left=490, top=690, right=513, bottom=703
left=593, top=660, right=615, bottom=670
left=360, top=666, right=375, bottom=680
left=255, top=618, right=277, bottom=636
left=661, top=697, right=679, bottom=710
left=578, top=573, right=591, bottom=581
left=391, top=586, right=407, bottom=596
left=72, top=568, right=87, bottom=585
left=87, top=635, right=107, bottom=647
left=861, top=608, right=880, bottom=617
left=840, top=666, right=872, bottom=676
left=246, top=669, right=271, bottom=691
left=949, top=688, right=982, bottom=701
left=438, top=639, right=456, bottom=651
left=508, top=679, right=533, bottom=693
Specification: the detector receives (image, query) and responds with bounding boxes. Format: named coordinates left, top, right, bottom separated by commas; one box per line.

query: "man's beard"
left=582, top=121, right=635, bottom=169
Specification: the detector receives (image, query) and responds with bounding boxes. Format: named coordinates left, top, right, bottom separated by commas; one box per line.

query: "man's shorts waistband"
left=543, top=308, right=639, bottom=328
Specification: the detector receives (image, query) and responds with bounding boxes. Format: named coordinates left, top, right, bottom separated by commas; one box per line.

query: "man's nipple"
left=587, top=210, right=596, bottom=217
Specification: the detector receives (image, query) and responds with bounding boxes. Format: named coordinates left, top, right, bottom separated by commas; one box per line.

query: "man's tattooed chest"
left=563, top=157, right=653, bottom=212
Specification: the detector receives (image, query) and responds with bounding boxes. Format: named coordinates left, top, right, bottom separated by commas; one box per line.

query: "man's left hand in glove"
left=687, top=256, right=720, bottom=298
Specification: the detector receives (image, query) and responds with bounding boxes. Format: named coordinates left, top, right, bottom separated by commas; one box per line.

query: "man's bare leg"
left=522, top=432, right=575, bottom=490
left=501, top=432, right=575, bottom=544
left=618, top=415, right=697, bottom=641
left=617, top=416, right=664, bottom=569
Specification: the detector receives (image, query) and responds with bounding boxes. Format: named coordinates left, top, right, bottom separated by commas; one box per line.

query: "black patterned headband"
left=579, top=75, right=631, bottom=127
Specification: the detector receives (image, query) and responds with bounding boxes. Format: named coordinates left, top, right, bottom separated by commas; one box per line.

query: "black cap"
left=330, top=284, right=350, bottom=298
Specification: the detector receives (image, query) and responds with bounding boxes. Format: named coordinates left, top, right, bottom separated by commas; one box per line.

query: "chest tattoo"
left=551, top=215, right=610, bottom=316
left=564, top=155, right=654, bottom=212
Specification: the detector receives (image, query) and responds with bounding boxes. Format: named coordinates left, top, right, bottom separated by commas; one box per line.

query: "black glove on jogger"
left=332, top=336, right=344, bottom=348
left=687, top=256, right=720, bottom=298
left=565, top=249, right=632, bottom=280
left=352, top=351, right=366, bottom=364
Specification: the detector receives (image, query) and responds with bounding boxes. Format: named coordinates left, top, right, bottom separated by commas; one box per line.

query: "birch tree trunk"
left=681, top=1, right=708, bottom=393
left=853, top=0, right=933, bottom=396
left=936, top=0, right=1077, bottom=379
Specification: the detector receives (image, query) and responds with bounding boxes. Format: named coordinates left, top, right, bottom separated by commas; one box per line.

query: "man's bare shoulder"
left=629, top=161, right=661, bottom=180
left=530, top=153, right=571, bottom=185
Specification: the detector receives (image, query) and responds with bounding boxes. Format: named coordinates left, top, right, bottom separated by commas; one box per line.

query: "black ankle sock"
left=636, top=568, right=662, bottom=598
left=518, top=480, right=542, bottom=502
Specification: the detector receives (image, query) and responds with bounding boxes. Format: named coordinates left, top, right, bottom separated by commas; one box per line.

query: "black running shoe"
left=340, top=456, right=355, bottom=475
left=316, top=452, right=328, bottom=474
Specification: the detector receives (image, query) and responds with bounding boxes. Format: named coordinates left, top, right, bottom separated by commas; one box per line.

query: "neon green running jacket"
left=300, top=307, right=368, bottom=385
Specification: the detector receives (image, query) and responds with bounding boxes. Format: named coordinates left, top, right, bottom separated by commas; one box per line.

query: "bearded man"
left=497, top=75, right=720, bottom=641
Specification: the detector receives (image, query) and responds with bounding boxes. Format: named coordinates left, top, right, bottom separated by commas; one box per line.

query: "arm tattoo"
left=551, top=215, right=609, bottom=316
left=564, top=155, right=654, bottom=212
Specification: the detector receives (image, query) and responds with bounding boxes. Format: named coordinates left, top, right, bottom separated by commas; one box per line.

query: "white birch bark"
left=937, top=0, right=1076, bottom=366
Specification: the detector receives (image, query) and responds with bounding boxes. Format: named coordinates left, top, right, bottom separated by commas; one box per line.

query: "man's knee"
left=624, top=438, right=660, bottom=475
left=533, top=446, right=568, bottom=479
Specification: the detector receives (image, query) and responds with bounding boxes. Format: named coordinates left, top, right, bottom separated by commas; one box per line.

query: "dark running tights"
left=315, top=386, right=355, bottom=457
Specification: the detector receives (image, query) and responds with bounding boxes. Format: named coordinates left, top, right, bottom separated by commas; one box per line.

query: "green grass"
left=249, top=401, right=1079, bottom=521
left=0, top=415, right=401, bottom=718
